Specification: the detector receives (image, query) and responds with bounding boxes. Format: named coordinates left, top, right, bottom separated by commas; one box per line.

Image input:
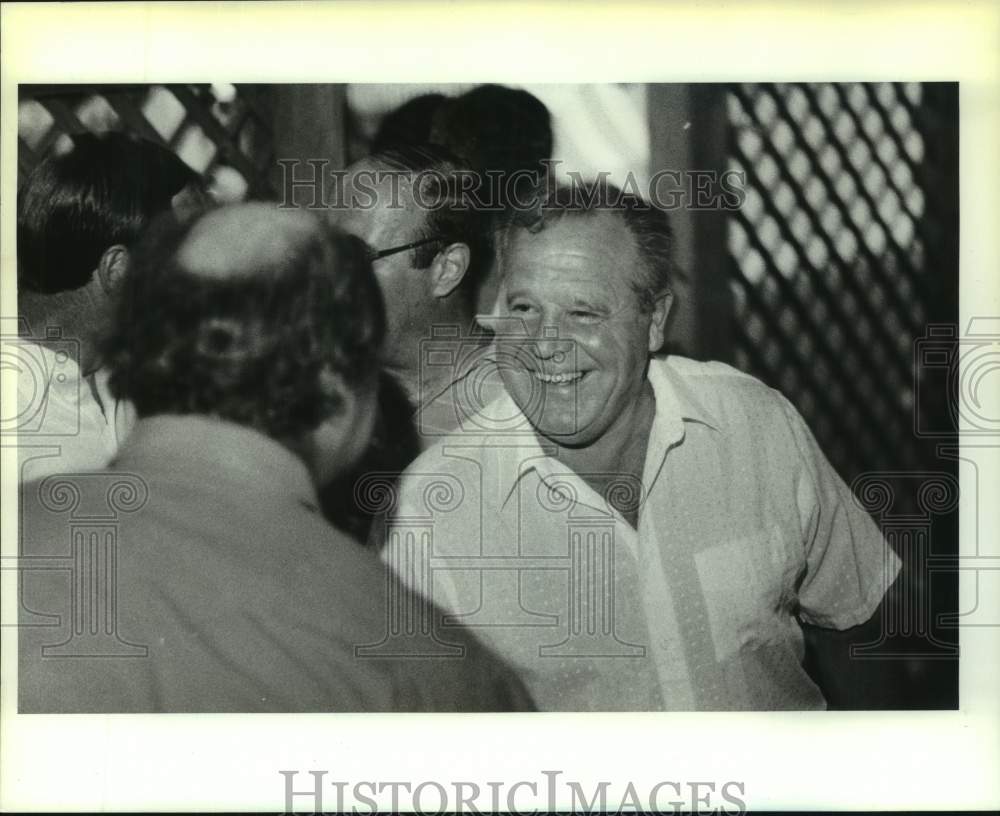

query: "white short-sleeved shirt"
left=14, top=341, right=135, bottom=484
left=385, top=355, right=901, bottom=710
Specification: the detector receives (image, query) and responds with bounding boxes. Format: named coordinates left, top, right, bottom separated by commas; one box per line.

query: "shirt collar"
left=646, top=355, right=722, bottom=436
left=493, top=356, right=721, bottom=506
left=112, top=415, right=319, bottom=509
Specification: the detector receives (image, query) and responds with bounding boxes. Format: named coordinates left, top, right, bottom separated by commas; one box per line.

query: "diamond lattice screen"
left=726, top=83, right=935, bottom=489
left=18, top=84, right=275, bottom=201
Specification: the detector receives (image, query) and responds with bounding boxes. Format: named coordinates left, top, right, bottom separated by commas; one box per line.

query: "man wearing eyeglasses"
left=334, top=144, right=499, bottom=450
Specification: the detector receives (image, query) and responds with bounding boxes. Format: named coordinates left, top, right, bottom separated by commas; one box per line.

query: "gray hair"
left=497, top=180, right=676, bottom=313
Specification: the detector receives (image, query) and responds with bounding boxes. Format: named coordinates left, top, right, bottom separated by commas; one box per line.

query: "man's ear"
left=647, top=290, right=674, bottom=353
left=429, top=242, right=470, bottom=299
left=96, top=245, right=129, bottom=295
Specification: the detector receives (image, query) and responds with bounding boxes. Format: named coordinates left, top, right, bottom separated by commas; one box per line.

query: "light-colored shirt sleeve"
left=779, top=394, right=902, bottom=629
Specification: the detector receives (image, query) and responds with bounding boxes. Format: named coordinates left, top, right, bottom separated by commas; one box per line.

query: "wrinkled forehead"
left=502, top=211, right=640, bottom=289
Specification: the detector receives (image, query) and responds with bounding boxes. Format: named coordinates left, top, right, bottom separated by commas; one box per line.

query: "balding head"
left=177, top=203, right=321, bottom=280
left=103, top=203, right=386, bottom=475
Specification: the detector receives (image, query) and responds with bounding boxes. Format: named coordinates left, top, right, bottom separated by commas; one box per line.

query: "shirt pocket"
left=693, top=528, right=790, bottom=662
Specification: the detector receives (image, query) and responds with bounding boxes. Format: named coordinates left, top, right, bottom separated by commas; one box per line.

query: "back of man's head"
left=17, top=131, right=201, bottom=294
left=104, top=204, right=385, bottom=443
left=429, top=84, right=553, bottom=208
left=371, top=93, right=448, bottom=153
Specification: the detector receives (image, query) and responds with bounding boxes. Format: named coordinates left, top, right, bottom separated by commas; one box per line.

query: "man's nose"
left=533, top=326, right=573, bottom=361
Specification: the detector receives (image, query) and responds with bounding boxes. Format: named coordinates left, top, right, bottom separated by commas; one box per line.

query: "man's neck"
left=383, top=361, right=433, bottom=410
left=389, top=306, right=482, bottom=409
left=19, top=289, right=101, bottom=374
left=385, top=342, right=482, bottom=411
left=547, top=381, right=657, bottom=484
left=545, top=382, right=657, bottom=529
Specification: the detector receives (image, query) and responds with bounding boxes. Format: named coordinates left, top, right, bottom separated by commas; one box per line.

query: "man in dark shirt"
left=18, top=203, right=533, bottom=713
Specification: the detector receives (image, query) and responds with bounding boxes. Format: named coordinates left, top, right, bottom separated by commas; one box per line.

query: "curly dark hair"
left=103, top=207, right=385, bottom=440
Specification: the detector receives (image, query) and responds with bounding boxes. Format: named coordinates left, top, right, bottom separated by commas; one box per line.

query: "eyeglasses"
left=367, top=235, right=446, bottom=263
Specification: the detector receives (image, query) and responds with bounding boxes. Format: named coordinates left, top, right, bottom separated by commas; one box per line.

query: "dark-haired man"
left=386, top=183, right=902, bottom=711
left=15, top=132, right=207, bottom=483
left=18, top=203, right=533, bottom=713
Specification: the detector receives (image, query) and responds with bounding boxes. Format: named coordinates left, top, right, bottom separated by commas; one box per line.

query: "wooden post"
left=269, top=84, right=348, bottom=206
left=647, top=84, right=732, bottom=362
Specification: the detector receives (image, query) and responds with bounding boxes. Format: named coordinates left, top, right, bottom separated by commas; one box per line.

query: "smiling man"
left=384, top=181, right=902, bottom=711
left=492, top=197, right=669, bottom=529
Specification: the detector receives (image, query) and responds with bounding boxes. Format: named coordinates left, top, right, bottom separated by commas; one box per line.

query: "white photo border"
left=2, top=1, right=998, bottom=811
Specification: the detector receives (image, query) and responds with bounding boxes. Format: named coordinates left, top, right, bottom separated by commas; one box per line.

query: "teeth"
left=533, top=371, right=584, bottom=384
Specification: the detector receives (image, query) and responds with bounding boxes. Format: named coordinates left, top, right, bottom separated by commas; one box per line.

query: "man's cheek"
left=574, top=330, right=607, bottom=364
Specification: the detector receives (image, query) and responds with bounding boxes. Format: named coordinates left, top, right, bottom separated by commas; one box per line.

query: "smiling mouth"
left=532, top=370, right=586, bottom=384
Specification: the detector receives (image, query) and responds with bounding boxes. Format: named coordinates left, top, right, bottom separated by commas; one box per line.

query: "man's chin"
left=524, top=412, right=597, bottom=448
left=533, top=427, right=599, bottom=449
left=507, top=391, right=594, bottom=445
